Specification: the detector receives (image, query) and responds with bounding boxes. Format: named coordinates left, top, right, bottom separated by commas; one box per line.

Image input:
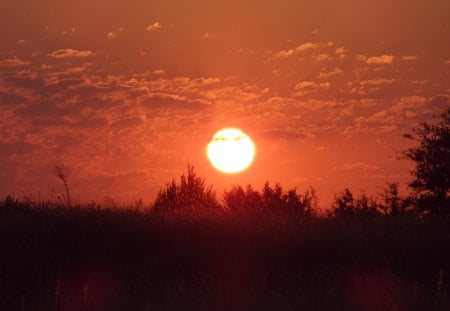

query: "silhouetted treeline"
left=152, top=164, right=445, bottom=218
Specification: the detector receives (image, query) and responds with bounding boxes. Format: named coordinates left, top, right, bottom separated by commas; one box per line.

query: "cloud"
left=333, top=47, right=347, bottom=59
left=293, top=81, right=330, bottom=97
left=401, top=55, right=418, bottom=61
left=313, top=54, right=333, bottom=62
left=0, top=57, right=30, bottom=67
left=294, top=42, right=318, bottom=52
left=428, top=95, right=450, bottom=109
left=153, top=69, right=165, bottom=75
left=333, top=162, right=379, bottom=171
left=295, top=81, right=330, bottom=90
left=445, top=60, right=450, bottom=65
left=274, top=42, right=318, bottom=58
left=317, top=68, right=343, bottom=79
left=390, top=96, right=428, bottom=115
left=48, top=49, right=95, bottom=58
left=349, top=78, right=396, bottom=95
left=107, top=27, right=124, bottom=39
left=410, top=80, right=428, bottom=85
left=357, top=54, right=394, bottom=65
left=262, top=128, right=307, bottom=140
left=64, top=66, right=88, bottom=74
left=60, top=27, right=76, bottom=35
left=334, top=47, right=346, bottom=54
left=352, top=96, right=428, bottom=128
left=146, top=22, right=162, bottom=31
left=359, top=78, right=396, bottom=86
left=202, top=32, right=216, bottom=39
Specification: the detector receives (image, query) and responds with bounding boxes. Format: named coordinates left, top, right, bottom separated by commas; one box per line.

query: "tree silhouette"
left=381, top=183, right=402, bottom=216
left=403, top=107, right=450, bottom=215
left=332, top=188, right=355, bottom=216
left=223, top=184, right=263, bottom=213
left=332, top=188, right=379, bottom=217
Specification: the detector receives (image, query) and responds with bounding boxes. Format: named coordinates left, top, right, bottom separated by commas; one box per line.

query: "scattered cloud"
left=60, top=27, right=76, bottom=35
left=107, top=27, right=124, bottom=39
left=349, top=78, right=396, bottom=95
left=146, top=22, right=162, bottom=31
left=65, top=66, right=88, bottom=74
left=333, top=162, right=379, bottom=171
left=401, top=55, right=418, bottom=61
left=153, top=69, right=165, bottom=75
left=317, top=68, right=343, bottom=79
left=357, top=54, right=394, bottom=65
left=410, top=80, right=428, bottom=85
left=0, top=57, right=30, bottom=67
left=445, top=60, right=450, bottom=65
left=313, top=54, right=333, bottom=62
left=359, top=78, right=396, bottom=86
left=274, top=42, right=318, bottom=58
left=333, top=47, right=347, bottom=59
left=202, top=32, right=216, bottom=39
left=262, top=127, right=307, bottom=140
left=17, top=39, right=27, bottom=45
left=293, top=81, right=330, bottom=97
left=48, top=49, right=95, bottom=58
left=295, top=81, right=330, bottom=90
left=352, top=96, right=429, bottom=129
left=334, top=47, right=346, bottom=54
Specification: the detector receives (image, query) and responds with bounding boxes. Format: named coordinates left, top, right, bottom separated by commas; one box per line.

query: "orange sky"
left=0, top=0, right=449, bottom=206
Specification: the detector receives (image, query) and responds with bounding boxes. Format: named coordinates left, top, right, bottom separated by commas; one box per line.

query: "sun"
left=207, top=128, right=256, bottom=174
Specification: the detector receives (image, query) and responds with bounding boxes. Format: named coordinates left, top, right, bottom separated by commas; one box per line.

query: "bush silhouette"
left=224, top=182, right=317, bottom=215
left=153, top=164, right=220, bottom=212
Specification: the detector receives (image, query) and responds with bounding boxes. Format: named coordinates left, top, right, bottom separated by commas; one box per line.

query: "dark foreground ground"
left=1, top=201, right=449, bottom=311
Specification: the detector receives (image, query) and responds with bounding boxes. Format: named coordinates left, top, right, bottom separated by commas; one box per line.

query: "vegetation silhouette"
left=2, top=189, right=450, bottom=310
left=53, top=164, right=71, bottom=207
left=223, top=183, right=317, bottom=215
left=153, top=163, right=221, bottom=214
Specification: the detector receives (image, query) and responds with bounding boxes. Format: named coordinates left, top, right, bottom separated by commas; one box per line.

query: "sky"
left=0, top=0, right=449, bottom=206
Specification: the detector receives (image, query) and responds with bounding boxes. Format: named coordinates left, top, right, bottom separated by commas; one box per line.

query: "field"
left=1, top=198, right=449, bottom=311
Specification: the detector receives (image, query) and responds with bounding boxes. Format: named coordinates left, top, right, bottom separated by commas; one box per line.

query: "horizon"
left=1, top=0, right=449, bottom=206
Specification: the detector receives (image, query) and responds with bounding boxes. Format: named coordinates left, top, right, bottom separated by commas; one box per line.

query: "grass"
left=0, top=198, right=449, bottom=311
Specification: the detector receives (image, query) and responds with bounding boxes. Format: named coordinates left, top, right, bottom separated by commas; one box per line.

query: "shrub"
left=153, top=164, right=220, bottom=213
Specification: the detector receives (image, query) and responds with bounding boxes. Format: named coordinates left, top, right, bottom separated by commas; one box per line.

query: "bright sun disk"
left=206, top=128, right=255, bottom=174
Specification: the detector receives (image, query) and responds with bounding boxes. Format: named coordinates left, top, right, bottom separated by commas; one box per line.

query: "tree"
left=332, top=188, right=356, bottom=216
left=223, top=185, right=247, bottom=212
left=403, top=107, right=450, bottom=215
left=381, top=183, right=402, bottom=216
left=331, top=188, right=379, bottom=217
